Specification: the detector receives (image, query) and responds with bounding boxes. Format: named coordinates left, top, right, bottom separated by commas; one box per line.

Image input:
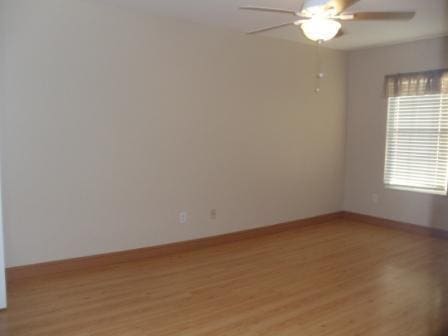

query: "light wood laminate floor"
left=1, top=220, right=448, bottom=336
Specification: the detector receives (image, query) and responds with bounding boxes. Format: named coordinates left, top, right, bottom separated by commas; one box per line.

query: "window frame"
left=383, top=93, right=448, bottom=196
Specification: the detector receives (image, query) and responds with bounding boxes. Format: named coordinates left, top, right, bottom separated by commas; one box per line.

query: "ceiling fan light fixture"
left=300, top=18, right=341, bottom=42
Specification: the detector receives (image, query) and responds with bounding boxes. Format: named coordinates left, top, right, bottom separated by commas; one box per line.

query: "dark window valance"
left=385, top=69, right=448, bottom=97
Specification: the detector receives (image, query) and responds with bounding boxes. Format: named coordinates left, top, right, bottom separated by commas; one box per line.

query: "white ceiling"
left=98, top=0, right=448, bottom=50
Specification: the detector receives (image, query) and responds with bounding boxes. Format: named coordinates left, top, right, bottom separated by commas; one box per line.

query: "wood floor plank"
left=1, top=220, right=448, bottom=335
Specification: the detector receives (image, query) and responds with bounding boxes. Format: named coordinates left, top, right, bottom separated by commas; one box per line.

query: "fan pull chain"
left=315, top=39, right=324, bottom=93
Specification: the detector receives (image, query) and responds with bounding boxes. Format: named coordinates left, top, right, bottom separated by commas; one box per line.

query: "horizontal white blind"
left=384, top=94, right=448, bottom=195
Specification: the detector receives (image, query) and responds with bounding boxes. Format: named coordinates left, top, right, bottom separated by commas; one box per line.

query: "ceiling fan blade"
left=325, top=0, right=360, bottom=14
left=347, top=11, right=416, bottom=21
left=247, top=22, right=296, bottom=34
left=239, top=6, right=298, bottom=15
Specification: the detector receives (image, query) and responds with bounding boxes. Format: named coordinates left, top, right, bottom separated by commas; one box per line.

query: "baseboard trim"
left=342, top=211, right=448, bottom=239
left=6, top=212, right=343, bottom=282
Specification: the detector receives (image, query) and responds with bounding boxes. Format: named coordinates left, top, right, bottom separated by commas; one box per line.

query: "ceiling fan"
left=240, top=0, right=416, bottom=42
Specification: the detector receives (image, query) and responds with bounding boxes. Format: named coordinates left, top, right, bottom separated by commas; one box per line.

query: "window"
left=384, top=69, right=448, bottom=195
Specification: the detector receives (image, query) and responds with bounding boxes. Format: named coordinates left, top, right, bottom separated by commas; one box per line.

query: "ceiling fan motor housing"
left=302, top=0, right=333, bottom=14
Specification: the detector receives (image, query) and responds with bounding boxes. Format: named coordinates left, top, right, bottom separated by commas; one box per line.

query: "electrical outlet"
left=179, top=211, right=187, bottom=224
left=210, top=209, right=217, bottom=220
left=372, top=193, right=379, bottom=204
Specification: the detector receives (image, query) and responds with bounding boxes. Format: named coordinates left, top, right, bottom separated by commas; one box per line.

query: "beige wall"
left=0, top=0, right=347, bottom=267
left=344, top=37, right=448, bottom=229
left=0, top=0, right=7, bottom=307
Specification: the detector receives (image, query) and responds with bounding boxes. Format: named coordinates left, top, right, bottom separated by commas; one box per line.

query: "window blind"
left=384, top=93, right=448, bottom=195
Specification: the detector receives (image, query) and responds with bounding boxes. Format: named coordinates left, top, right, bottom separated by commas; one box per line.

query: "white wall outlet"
left=210, top=209, right=217, bottom=220
left=179, top=211, right=187, bottom=224
left=371, top=193, right=379, bottom=204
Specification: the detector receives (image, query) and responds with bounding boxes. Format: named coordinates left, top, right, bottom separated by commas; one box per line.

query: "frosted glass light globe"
left=301, top=18, right=341, bottom=42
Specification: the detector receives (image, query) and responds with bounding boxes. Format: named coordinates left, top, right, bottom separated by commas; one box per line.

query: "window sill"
left=384, top=184, right=448, bottom=196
